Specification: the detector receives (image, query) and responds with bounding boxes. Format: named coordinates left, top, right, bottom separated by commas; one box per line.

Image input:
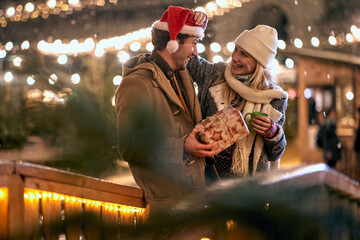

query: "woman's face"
left=231, top=45, right=257, bottom=75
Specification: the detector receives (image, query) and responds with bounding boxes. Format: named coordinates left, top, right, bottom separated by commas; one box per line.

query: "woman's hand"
left=251, top=115, right=272, bottom=135
left=193, top=11, right=207, bottom=26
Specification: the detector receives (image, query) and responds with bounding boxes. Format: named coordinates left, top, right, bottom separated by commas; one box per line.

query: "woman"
left=187, top=24, right=288, bottom=182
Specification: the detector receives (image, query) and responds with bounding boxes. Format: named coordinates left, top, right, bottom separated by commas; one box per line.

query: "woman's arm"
left=187, top=56, right=226, bottom=90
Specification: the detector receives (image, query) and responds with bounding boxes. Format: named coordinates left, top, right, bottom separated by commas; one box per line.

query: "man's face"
left=171, top=36, right=199, bottom=70
left=231, top=45, right=257, bottom=75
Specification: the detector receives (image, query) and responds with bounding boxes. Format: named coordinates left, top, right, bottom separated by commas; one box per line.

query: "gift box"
left=195, top=106, right=249, bottom=151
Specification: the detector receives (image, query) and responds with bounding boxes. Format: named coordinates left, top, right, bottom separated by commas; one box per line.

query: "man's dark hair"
left=151, top=28, right=192, bottom=51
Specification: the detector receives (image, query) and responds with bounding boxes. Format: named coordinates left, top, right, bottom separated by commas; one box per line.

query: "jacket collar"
left=149, top=51, right=174, bottom=80
left=148, top=51, right=201, bottom=125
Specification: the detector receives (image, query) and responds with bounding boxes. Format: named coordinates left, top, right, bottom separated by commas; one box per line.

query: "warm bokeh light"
left=346, top=33, right=354, bottom=42
left=94, top=47, right=105, bottom=57
left=21, top=40, right=30, bottom=50
left=47, top=0, right=56, bottom=8
left=345, top=91, right=354, bottom=101
left=206, top=2, right=217, bottom=11
left=226, top=42, right=235, bottom=52
left=130, top=41, right=141, bottom=52
left=277, top=40, right=286, bottom=50
left=212, top=55, right=223, bottom=63
left=5, top=42, right=13, bottom=51
left=304, top=88, right=313, bottom=99
left=285, top=58, right=294, bottom=69
left=4, top=72, right=14, bottom=83
left=328, top=36, right=336, bottom=45
left=27, top=76, right=36, bottom=85
left=6, top=7, right=15, bottom=17
left=48, top=74, right=58, bottom=85
left=0, top=50, right=6, bottom=58
left=210, top=42, right=221, bottom=53
left=13, top=57, right=22, bottom=67
left=113, top=75, right=122, bottom=85
left=294, top=38, right=303, bottom=48
left=197, top=43, right=205, bottom=53
left=311, top=37, right=320, bottom=47
left=71, top=73, right=81, bottom=84
left=194, top=7, right=206, bottom=13
left=216, top=0, right=228, bottom=7
left=118, top=52, right=130, bottom=63
left=146, top=42, right=154, bottom=52
left=270, top=59, right=281, bottom=74
left=57, top=55, right=68, bottom=64
left=68, top=0, right=80, bottom=5
left=25, top=3, right=35, bottom=12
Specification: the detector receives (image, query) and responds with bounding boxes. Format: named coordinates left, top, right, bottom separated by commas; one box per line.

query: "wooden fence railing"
left=0, top=161, right=146, bottom=239
left=0, top=161, right=359, bottom=239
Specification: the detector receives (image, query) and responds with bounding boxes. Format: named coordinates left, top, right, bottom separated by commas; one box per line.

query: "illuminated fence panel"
left=0, top=162, right=147, bottom=239
left=0, top=187, right=8, bottom=239
left=22, top=188, right=145, bottom=239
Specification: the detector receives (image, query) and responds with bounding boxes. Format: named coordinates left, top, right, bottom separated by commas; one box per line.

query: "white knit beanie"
left=234, top=25, right=278, bottom=68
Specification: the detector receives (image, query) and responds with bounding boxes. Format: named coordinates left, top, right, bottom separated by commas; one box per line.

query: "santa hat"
left=152, top=6, right=207, bottom=53
left=234, top=25, right=278, bottom=68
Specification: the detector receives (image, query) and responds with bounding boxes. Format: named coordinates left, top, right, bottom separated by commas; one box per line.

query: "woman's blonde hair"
left=222, top=63, right=278, bottom=105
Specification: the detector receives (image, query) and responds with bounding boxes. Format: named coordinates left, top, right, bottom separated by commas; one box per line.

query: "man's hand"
left=185, top=128, right=222, bottom=157
left=193, top=11, right=208, bottom=26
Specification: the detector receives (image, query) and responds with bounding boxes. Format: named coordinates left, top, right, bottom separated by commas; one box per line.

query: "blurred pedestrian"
left=354, top=107, right=360, bottom=172
left=316, top=109, right=342, bottom=168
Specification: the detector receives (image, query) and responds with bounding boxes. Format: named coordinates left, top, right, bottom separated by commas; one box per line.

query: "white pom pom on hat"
left=152, top=6, right=208, bottom=53
left=234, top=25, right=278, bottom=68
left=166, top=40, right=179, bottom=54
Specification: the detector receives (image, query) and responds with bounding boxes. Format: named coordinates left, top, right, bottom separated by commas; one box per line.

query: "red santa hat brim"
left=152, top=6, right=207, bottom=53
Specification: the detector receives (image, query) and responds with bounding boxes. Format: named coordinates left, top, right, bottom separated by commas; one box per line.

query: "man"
left=115, top=6, right=220, bottom=212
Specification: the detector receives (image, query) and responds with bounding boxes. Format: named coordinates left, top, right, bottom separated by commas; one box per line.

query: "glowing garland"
left=23, top=188, right=145, bottom=214
left=0, top=0, right=359, bottom=57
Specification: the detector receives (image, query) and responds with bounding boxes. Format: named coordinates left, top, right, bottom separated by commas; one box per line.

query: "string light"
left=285, top=58, right=295, bottom=69
left=5, top=42, right=13, bottom=51
left=23, top=188, right=145, bottom=214
left=71, top=73, right=81, bottom=84
left=4, top=71, right=14, bottom=82
left=57, top=55, right=68, bottom=64
left=27, top=76, right=36, bottom=85
left=226, top=42, right=235, bottom=52
left=0, top=50, right=6, bottom=58
left=13, top=57, right=22, bottom=67
left=311, top=37, right=320, bottom=47
left=113, top=75, right=122, bottom=85
left=1, top=0, right=357, bottom=58
left=328, top=36, right=337, bottom=46
left=21, top=40, right=30, bottom=50
left=197, top=43, right=206, bottom=53
left=145, top=42, right=154, bottom=52
left=212, top=55, right=223, bottom=63
left=210, top=42, right=221, bottom=52
left=294, top=38, right=303, bottom=48
left=48, top=74, right=58, bottom=85
left=278, top=39, right=286, bottom=49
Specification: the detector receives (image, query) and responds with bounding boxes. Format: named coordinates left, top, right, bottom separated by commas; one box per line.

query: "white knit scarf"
left=223, top=62, right=288, bottom=176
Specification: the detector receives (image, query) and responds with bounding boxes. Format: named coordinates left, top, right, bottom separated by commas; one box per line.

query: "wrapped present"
left=195, top=106, right=249, bottom=151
